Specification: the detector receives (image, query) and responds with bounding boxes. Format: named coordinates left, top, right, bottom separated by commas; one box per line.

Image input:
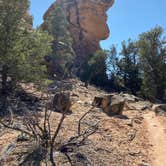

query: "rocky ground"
left=0, top=79, right=165, bottom=166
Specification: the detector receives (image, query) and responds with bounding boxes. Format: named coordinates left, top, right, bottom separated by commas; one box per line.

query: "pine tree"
left=43, top=6, right=74, bottom=79
left=0, top=0, right=52, bottom=113
left=117, top=39, right=141, bottom=94
left=80, top=50, right=108, bottom=87
left=138, top=26, right=166, bottom=100
left=107, top=45, right=120, bottom=91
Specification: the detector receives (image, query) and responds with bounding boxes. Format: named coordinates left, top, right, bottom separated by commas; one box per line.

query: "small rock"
left=126, top=119, right=133, bottom=127
left=138, top=162, right=151, bottom=166
left=17, top=133, right=30, bottom=142
left=129, top=150, right=140, bottom=156
left=71, top=93, right=79, bottom=98
left=153, top=104, right=166, bottom=115
left=84, top=101, right=92, bottom=106
left=128, top=130, right=137, bottom=141
left=119, top=93, right=141, bottom=102
left=134, top=119, right=142, bottom=124
left=103, top=134, right=112, bottom=142
left=77, top=100, right=84, bottom=105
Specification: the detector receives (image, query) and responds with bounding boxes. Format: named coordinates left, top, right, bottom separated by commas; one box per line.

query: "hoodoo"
left=43, top=0, right=114, bottom=66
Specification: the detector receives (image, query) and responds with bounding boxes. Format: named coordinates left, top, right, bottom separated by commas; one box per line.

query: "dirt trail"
left=144, top=111, right=166, bottom=166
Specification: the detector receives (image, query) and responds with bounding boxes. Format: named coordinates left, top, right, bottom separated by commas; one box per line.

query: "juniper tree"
left=138, top=26, right=166, bottom=100
left=117, top=39, right=141, bottom=94
left=107, top=45, right=120, bottom=91
left=0, top=0, right=52, bottom=113
left=80, top=50, right=108, bottom=87
left=43, top=6, right=74, bottom=79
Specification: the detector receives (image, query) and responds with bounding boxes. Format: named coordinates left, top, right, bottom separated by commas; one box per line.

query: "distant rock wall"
left=43, top=0, right=114, bottom=67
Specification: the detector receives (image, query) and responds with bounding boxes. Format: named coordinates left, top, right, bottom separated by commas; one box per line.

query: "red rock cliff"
left=43, top=0, right=114, bottom=64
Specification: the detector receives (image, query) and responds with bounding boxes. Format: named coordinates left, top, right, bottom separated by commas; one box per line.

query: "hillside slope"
left=0, top=79, right=165, bottom=165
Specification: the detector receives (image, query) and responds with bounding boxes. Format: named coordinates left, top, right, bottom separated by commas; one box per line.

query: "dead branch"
left=0, top=88, right=98, bottom=166
left=58, top=107, right=99, bottom=157
left=79, top=122, right=99, bottom=145
left=78, top=106, right=95, bottom=136
left=0, top=120, right=34, bottom=138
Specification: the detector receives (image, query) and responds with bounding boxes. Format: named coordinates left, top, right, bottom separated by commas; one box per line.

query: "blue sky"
left=30, top=0, right=166, bottom=50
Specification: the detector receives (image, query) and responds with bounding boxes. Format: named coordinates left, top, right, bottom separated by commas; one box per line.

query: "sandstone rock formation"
left=92, top=94, right=125, bottom=115
left=52, top=92, right=72, bottom=114
left=43, top=0, right=114, bottom=65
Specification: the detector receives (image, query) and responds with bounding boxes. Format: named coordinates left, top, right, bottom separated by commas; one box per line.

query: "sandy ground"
left=0, top=79, right=165, bottom=165
left=144, top=111, right=166, bottom=166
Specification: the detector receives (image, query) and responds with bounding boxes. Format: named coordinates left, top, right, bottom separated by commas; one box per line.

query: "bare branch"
left=78, top=106, right=95, bottom=136
left=0, top=120, right=33, bottom=138
left=51, top=113, right=66, bottom=145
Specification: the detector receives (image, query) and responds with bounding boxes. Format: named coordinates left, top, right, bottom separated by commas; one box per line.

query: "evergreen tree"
left=43, top=6, right=74, bottom=79
left=80, top=50, right=108, bottom=87
left=117, top=39, right=141, bottom=94
left=11, top=28, right=52, bottom=84
left=107, top=45, right=120, bottom=91
left=107, top=45, right=118, bottom=76
left=0, top=0, right=52, bottom=113
left=138, top=26, right=166, bottom=100
left=106, top=26, right=166, bottom=99
left=107, top=40, right=141, bottom=94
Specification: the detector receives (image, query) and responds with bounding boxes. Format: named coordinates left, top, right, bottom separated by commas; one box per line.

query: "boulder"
left=92, top=94, right=125, bottom=115
left=119, top=93, right=142, bottom=102
left=52, top=92, right=72, bottom=114
left=152, top=104, right=166, bottom=116
left=104, top=95, right=125, bottom=115
left=92, top=96, right=106, bottom=107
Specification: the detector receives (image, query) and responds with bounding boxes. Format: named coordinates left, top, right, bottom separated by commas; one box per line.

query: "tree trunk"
left=1, top=64, right=8, bottom=115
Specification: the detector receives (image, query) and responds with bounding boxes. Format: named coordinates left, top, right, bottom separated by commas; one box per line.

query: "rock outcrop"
left=52, top=92, right=72, bottom=114
left=43, top=0, right=114, bottom=65
left=92, top=94, right=125, bottom=115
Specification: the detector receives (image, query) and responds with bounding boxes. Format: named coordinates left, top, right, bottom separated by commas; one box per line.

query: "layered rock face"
left=43, top=0, right=114, bottom=64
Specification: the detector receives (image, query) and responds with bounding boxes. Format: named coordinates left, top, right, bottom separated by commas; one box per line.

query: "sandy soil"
left=144, top=111, right=166, bottom=166
left=0, top=79, right=165, bottom=165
